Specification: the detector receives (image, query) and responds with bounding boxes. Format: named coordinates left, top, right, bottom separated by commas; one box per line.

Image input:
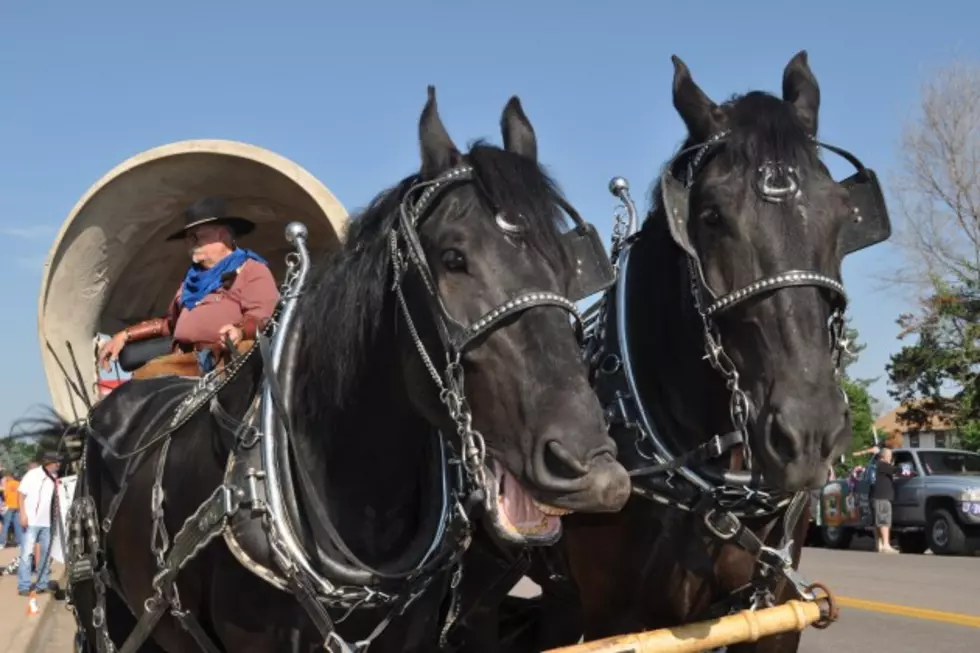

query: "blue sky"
left=2, top=0, right=978, bottom=432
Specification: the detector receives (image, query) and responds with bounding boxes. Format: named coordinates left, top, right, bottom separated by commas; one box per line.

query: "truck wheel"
left=821, top=525, right=852, bottom=549
left=897, top=531, right=928, bottom=554
left=926, top=509, right=968, bottom=555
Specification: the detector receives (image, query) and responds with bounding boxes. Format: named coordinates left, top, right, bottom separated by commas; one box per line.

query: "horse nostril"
left=545, top=441, right=590, bottom=479
left=769, top=412, right=803, bottom=463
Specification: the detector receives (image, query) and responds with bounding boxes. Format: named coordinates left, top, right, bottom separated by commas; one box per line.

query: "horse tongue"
left=498, top=465, right=546, bottom=528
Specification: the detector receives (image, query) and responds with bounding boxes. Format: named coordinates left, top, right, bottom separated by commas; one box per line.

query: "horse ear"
left=782, top=50, right=820, bottom=136
left=671, top=55, right=723, bottom=140
left=501, top=96, right=538, bottom=161
left=419, top=86, right=461, bottom=179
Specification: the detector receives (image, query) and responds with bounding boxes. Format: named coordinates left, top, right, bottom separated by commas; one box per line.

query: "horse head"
left=653, top=52, right=888, bottom=491
left=399, top=89, right=630, bottom=544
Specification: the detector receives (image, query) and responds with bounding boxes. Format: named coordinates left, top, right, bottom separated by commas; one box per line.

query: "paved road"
left=0, top=547, right=62, bottom=653
left=36, top=545, right=980, bottom=652
left=797, top=545, right=979, bottom=653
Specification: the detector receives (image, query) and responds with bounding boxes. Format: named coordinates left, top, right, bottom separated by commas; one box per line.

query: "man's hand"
left=97, top=332, right=129, bottom=371
left=19, top=510, right=27, bottom=529
left=218, top=324, right=243, bottom=348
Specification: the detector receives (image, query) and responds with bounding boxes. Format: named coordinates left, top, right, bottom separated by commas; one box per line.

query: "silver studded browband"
left=702, top=270, right=847, bottom=317
left=461, top=291, right=582, bottom=344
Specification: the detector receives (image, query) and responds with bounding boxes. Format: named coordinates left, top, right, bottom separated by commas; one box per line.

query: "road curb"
left=23, top=593, right=59, bottom=653
left=23, top=572, right=68, bottom=653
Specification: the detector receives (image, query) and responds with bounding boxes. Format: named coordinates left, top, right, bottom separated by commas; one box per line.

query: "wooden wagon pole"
left=544, top=590, right=838, bottom=653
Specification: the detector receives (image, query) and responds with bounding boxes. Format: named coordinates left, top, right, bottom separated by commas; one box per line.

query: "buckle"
left=757, top=541, right=793, bottom=573
left=707, top=434, right=724, bottom=458
left=757, top=541, right=815, bottom=601
left=703, top=509, right=741, bottom=540
left=324, top=632, right=356, bottom=653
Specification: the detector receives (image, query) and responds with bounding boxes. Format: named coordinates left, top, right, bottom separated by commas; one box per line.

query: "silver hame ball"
left=285, top=221, right=308, bottom=244
left=609, top=177, right=630, bottom=195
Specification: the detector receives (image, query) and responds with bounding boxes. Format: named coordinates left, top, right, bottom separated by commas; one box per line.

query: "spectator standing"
left=1, top=470, right=23, bottom=547
left=17, top=451, right=60, bottom=595
left=871, top=447, right=899, bottom=554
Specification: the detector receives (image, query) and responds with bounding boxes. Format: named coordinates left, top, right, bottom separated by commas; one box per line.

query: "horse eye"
left=441, top=248, right=467, bottom=272
left=699, top=208, right=722, bottom=227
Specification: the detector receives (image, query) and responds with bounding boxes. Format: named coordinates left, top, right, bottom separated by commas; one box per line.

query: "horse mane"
left=293, top=141, right=572, bottom=428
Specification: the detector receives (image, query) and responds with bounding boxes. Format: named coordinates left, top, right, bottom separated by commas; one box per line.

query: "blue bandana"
left=180, top=248, right=268, bottom=311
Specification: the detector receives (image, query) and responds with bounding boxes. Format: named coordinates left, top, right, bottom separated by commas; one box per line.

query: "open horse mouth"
left=484, top=459, right=571, bottom=546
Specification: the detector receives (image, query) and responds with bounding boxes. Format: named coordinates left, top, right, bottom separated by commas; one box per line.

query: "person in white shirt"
left=17, top=451, right=60, bottom=595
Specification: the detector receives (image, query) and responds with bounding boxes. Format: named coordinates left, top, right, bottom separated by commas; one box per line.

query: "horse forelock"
left=466, top=142, right=572, bottom=273
left=722, top=91, right=819, bottom=171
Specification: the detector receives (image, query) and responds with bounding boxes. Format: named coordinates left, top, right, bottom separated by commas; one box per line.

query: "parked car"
left=812, top=447, right=980, bottom=555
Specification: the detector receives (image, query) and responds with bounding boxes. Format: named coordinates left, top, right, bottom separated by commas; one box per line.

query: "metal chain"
left=607, top=176, right=639, bottom=271
left=150, top=440, right=171, bottom=570
left=609, top=204, right=630, bottom=271
left=390, top=236, right=489, bottom=499
left=687, top=259, right=753, bottom=467
left=88, top=499, right=117, bottom=653
left=437, top=561, right=465, bottom=648
left=828, top=308, right=848, bottom=377
left=441, top=361, right=489, bottom=498
left=582, top=177, right=640, bottom=387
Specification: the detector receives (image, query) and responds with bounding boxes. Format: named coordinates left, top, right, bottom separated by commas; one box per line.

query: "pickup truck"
left=812, top=447, right=980, bottom=555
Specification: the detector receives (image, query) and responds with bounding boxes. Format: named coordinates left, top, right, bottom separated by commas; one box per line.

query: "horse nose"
left=531, top=434, right=617, bottom=490
left=532, top=439, right=630, bottom=511
left=767, top=409, right=804, bottom=464
left=766, top=391, right=848, bottom=489
left=545, top=441, right=592, bottom=478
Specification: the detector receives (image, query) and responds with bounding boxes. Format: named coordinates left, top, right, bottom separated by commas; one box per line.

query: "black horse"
left=32, top=88, right=631, bottom=653
left=554, top=51, right=890, bottom=651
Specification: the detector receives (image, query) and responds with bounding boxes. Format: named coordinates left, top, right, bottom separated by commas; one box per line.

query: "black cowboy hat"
left=166, top=196, right=257, bottom=241
left=38, top=450, right=61, bottom=465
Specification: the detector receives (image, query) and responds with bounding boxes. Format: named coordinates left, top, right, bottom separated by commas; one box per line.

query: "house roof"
left=873, top=401, right=956, bottom=435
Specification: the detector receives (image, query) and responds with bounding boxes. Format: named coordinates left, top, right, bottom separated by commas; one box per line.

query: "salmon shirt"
left=169, top=259, right=279, bottom=346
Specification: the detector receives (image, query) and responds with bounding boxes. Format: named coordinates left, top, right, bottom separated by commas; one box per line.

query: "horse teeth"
left=533, top=499, right=572, bottom=517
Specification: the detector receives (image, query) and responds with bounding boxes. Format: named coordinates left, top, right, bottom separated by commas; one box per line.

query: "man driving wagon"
left=97, top=197, right=279, bottom=377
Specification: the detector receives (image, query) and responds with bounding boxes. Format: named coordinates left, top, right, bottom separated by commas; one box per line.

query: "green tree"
left=836, top=380, right=877, bottom=477
left=0, top=437, right=41, bottom=475
left=2, top=407, right=68, bottom=474
left=833, top=319, right=881, bottom=476
left=887, top=280, right=980, bottom=452
left=879, top=58, right=980, bottom=453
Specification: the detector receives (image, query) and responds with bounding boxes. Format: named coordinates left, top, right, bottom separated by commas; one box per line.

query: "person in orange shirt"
left=1, top=471, right=23, bottom=547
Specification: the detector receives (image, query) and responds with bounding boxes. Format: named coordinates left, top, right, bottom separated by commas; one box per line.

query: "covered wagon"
left=38, top=139, right=349, bottom=420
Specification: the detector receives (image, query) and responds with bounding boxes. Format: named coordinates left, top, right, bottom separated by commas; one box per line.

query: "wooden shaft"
left=544, top=599, right=825, bottom=653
